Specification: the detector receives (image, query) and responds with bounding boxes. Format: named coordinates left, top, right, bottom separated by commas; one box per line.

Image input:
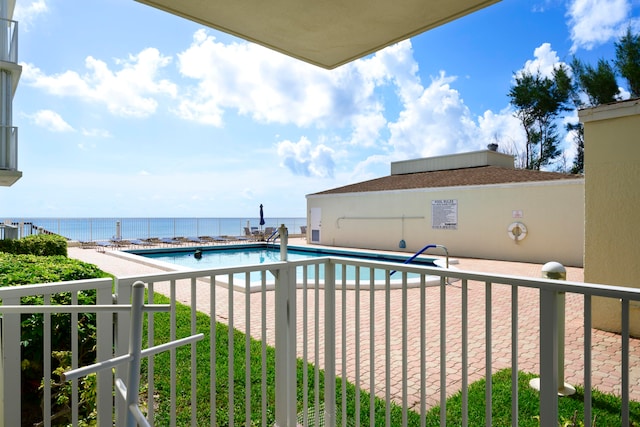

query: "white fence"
left=1, top=254, right=639, bottom=426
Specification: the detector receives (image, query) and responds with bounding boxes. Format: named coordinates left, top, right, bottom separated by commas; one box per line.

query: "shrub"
left=0, top=233, right=68, bottom=256
left=0, top=252, right=110, bottom=425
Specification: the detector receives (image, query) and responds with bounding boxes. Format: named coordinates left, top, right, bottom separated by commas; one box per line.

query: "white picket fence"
left=1, top=255, right=639, bottom=426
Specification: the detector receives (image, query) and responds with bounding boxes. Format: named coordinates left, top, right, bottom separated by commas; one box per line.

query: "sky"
left=1, top=0, right=639, bottom=218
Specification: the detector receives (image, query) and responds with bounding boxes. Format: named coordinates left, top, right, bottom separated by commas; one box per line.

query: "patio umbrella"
left=259, top=204, right=265, bottom=230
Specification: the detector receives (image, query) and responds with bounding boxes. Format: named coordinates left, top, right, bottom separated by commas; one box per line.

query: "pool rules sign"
left=432, top=199, right=458, bottom=230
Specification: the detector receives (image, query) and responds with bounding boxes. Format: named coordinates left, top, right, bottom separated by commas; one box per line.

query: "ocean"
left=6, top=217, right=307, bottom=242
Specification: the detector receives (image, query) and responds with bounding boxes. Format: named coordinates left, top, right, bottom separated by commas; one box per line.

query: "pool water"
left=129, top=244, right=438, bottom=286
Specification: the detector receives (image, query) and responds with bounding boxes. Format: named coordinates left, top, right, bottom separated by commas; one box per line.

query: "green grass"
left=425, top=369, right=640, bottom=426
left=144, top=294, right=639, bottom=426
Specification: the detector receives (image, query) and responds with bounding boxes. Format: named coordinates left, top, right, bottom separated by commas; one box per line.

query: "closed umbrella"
left=259, top=204, right=265, bottom=231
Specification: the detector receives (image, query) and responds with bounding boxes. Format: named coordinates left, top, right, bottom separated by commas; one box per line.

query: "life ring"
left=507, top=222, right=527, bottom=241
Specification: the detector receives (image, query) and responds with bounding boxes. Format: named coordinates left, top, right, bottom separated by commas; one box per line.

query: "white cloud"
left=567, top=0, right=635, bottom=52
left=347, top=112, right=387, bottom=147
left=29, top=109, right=74, bottom=132
left=21, top=48, right=177, bottom=118
left=174, top=29, right=387, bottom=129
left=277, top=136, right=335, bottom=178
left=13, top=0, right=49, bottom=31
left=518, top=43, right=566, bottom=78
left=81, top=128, right=112, bottom=138
left=477, top=108, right=526, bottom=153
left=387, top=71, right=481, bottom=159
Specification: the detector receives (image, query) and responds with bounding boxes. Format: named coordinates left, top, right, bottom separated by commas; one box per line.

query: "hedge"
left=0, top=233, right=68, bottom=256
left=0, top=251, right=111, bottom=425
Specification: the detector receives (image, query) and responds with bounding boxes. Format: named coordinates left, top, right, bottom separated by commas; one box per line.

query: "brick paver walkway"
left=69, top=242, right=640, bottom=410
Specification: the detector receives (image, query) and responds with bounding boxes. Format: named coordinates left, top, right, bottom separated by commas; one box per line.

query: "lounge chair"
left=185, top=236, right=206, bottom=244
left=79, top=240, right=96, bottom=249
left=209, top=236, right=230, bottom=244
left=243, top=227, right=257, bottom=241
left=110, top=238, right=130, bottom=247
left=130, top=239, right=154, bottom=247
left=160, top=237, right=182, bottom=246
left=95, top=241, right=115, bottom=252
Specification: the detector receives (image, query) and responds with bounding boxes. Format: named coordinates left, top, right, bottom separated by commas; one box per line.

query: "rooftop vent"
left=390, top=149, right=515, bottom=175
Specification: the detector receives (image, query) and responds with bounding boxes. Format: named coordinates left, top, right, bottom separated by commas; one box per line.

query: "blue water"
left=7, top=217, right=306, bottom=242
left=132, top=245, right=436, bottom=283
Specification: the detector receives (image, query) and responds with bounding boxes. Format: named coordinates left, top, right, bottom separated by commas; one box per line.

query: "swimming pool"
left=126, top=244, right=442, bottom=290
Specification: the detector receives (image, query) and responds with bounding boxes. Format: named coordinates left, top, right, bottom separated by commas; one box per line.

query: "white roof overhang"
left=135, top=0, right=500, bottom=69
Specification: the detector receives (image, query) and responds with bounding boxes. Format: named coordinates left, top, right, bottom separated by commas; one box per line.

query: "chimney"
left=487, top=143, right=498, bottom=151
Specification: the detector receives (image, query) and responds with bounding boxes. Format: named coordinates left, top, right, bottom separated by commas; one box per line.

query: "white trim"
left=578, top=98, right=640, bottom=123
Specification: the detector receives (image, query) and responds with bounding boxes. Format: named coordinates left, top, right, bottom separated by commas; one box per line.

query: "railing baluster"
left=210, top=275, right=217, bottom=427
left=170, top=279, right=177, bottom=427
left=354, top=266, right=361, bottom=426
left=539, top=288, right=559, bottom=425
left=511, top=285, right=518, bottom=427
left=148, top=282, right=156, bottom=424
left=341, top=263, right=347, bottom=427
left=485, top=281, right=492, bottom=427
left=369, top=267, right=375, bottom=427
left=420, top=274, right=427, bottom=427
left=314, top=268, right=321, bottom=427
left=43, top=293, right=52, bottom=426
left=191, top=277, right=198, bottom=426
left=402, top=271, right=408, bottom=426
left=71, top=292, right=79, bottom=427
left=461, top=279, right=468, bottom=427
left=583, top=294, right=592, bottom=427
left=228, top=274, right=235, bottom=427
left=301, top=265, right=309, bottom=427
left=245, top=272, right=251, bottom=426
left=96, top=281, right=114, bottom=425
left=621, top=298, right=630, bottom=426
left=262, top=270, right=269, bottom=427
left=385, top=270, right=391, bottom=427
left=439, top=276, right=446, bottom=427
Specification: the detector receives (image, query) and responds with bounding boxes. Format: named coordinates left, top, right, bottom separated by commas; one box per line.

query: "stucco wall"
left=307, top=179, right=584, bottom=267
left=580, top=99, right=640, bottom=335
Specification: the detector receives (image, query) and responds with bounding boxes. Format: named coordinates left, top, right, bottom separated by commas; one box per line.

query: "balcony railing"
left=0, top=125, right=16, bottom=170
left=0, top=18, right=18, bottom=64
left=1, top=246, right=639, bottom=426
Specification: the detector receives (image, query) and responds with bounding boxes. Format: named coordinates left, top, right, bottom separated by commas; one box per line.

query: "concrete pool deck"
left=68, top=239, right=640, bottom=410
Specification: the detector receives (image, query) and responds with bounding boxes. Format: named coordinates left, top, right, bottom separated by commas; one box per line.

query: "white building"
left=306, top=149, right=584, bottom=267
left=0, top=0, right=21, bottom=186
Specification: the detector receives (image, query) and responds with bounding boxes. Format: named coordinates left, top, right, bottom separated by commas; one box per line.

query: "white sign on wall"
left=432, top=199, right=458, bottom=230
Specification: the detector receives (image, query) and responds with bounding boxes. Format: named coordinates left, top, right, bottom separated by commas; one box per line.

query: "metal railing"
left=2, top=217, right=307, bottom=241
left=0, top=125, right=16, bottom=171
left=1, top=252, right=639, bottom=425
left=0, top=18, right=18, bottom=64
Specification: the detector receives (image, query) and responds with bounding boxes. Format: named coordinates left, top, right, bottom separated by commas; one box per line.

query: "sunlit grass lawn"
left=144, top=294, right=639, bottom=426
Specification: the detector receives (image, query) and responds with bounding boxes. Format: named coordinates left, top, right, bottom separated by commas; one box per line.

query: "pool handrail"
left=266, top=229, right=279, bottom=244
left=390, top=243, right=449, bottom=275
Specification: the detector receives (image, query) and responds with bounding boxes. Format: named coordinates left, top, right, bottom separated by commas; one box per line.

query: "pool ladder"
left=390, top=244, right=449, bottom=276
left=266, top=229, right=280, bottom=244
